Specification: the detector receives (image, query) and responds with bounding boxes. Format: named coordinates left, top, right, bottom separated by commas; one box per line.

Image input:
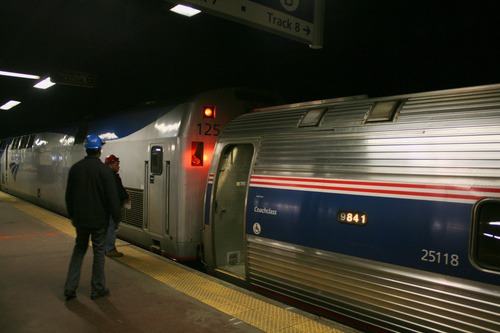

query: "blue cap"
left=84, top=134, right=104, bottom=149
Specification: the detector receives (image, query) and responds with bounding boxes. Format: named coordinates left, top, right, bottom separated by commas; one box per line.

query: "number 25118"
left=421, top=249, right=459, bottom=266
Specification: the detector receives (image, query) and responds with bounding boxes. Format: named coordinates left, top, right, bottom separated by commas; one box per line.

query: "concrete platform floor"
left=0, top=192, right=359, bottom=333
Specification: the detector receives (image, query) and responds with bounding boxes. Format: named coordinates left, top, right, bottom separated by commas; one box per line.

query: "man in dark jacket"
left=64, top=134, right=122, bottom=301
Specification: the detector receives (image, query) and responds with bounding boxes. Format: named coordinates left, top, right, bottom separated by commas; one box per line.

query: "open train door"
left=210, top=144, right=254, bottom=280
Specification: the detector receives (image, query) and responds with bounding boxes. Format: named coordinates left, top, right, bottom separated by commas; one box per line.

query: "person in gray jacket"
left=63, top=134, right=122, bottom=301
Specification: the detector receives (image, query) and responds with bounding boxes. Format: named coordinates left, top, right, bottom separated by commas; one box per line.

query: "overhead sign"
left=51, top=70, right=96, bottom=88
left=172, top=0, right=324, bottom=49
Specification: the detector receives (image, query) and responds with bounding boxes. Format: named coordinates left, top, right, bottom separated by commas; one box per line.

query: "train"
left=203, top=84, right=500, bottom=332
left=2, top=84, right=499, bottom=332
left=0, top=88, right=276, bottom=260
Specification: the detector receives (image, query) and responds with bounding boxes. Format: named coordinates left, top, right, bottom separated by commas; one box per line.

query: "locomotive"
left=0, top=88, right=275, bottom=260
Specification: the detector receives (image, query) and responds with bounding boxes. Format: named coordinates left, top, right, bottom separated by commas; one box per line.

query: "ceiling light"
left=170, top=4, right=201, bottom=17
left=34, top=77, right=56, bottom=89
left=0, top=70, right=40, bottom=80
left=0, top=100, right=21, bottom=110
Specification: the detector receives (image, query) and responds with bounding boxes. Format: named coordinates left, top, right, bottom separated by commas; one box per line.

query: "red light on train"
left=203, top=106, right=216, bottom=118
left=191, top=141, right=204, bottom=166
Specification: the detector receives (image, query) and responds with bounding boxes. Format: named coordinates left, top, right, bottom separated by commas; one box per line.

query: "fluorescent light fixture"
left=0, top=70, right=40, bottom=80
left=34, top=77, right=56, bottom=89
left=0, top=100, right=21, bottom=110
left=170, top=4, right=201, bottom=17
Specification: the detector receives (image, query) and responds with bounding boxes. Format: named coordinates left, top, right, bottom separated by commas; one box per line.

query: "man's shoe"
left=64, top=290, right=76, bottom=301
left=91, top=288, right=110, bottom=300
left=105, top=249, right=124, bottom=257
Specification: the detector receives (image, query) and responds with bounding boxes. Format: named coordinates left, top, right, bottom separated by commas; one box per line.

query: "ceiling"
left=1, top=0, right=499, bottom=137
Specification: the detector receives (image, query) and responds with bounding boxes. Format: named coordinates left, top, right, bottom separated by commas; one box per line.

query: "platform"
left=0, top=191, right=360, bottom=333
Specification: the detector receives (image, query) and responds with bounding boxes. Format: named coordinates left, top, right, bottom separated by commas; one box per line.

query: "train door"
left=1, top=141, right=9, bottom=189
left=147, top=144, right=170, bottom=236
left=211, top=144, right=254, bottom=279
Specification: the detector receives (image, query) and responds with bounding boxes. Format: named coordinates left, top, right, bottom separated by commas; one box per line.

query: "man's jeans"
left=64, top=227, right=107, bottom=295
left=106, top=218, right=118, bottom=252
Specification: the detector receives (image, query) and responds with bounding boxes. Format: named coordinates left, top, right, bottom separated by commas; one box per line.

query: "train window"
left=19, top=135, right=29, bottom=149
left=471, top=199, right=500, bottom=272
left=365, top=100, right=403, bottom=123
left=11, top=137, right=20, bottom=149
left=150, top=146, right=163, bottom=175
left=298, top=108, right=327, bottom=127
left=27, top=135, right=36, bottom=148
left=191, top=141, right=204, bottom=166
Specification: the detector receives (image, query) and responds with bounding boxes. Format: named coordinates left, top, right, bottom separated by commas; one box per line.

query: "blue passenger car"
left=204, top=84, right=500, bottom=332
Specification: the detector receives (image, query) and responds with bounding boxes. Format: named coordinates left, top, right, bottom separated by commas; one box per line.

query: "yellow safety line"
left=0, top=191, right=355, bottom=333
